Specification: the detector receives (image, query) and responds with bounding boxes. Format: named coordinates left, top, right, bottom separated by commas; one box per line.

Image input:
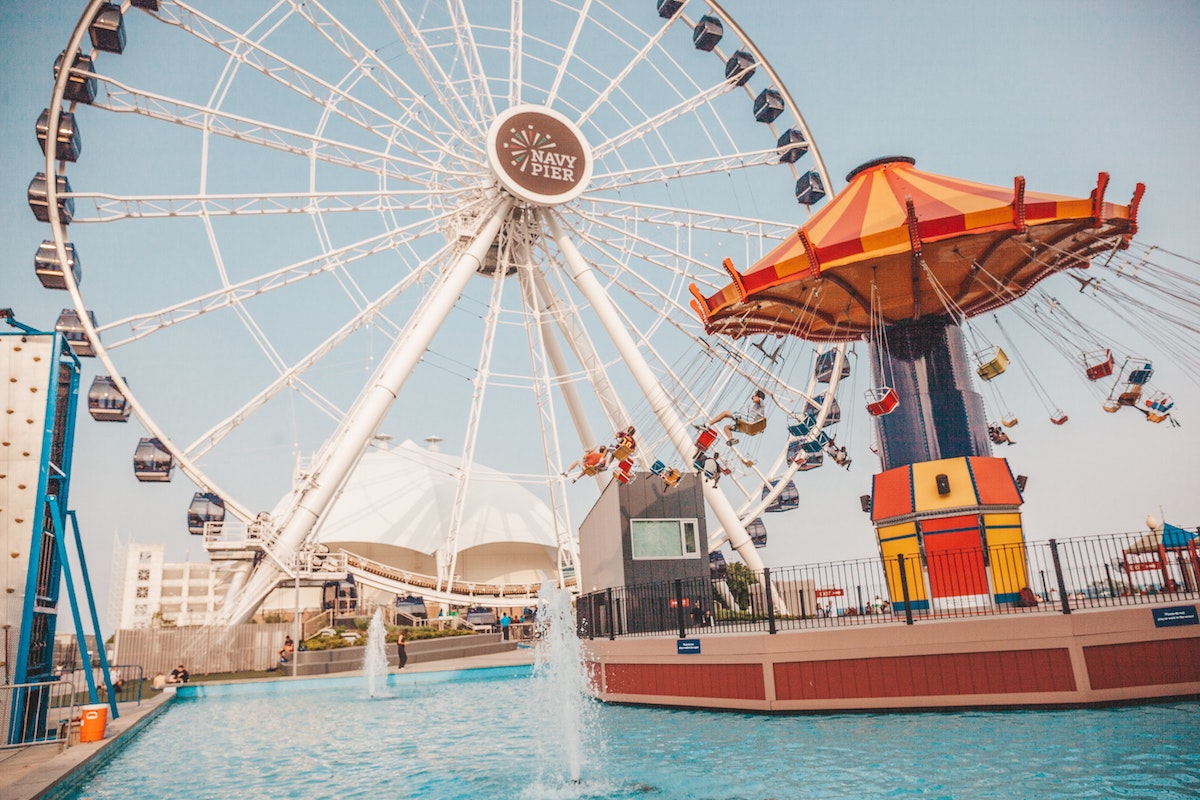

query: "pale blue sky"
left=2, top=1, right=1198, bottom=621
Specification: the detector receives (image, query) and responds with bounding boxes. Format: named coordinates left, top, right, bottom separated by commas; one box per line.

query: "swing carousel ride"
left=692, top=155, right=1198, bottom=608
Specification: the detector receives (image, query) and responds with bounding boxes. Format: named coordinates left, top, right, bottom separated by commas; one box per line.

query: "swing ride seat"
left=801, top=431, right=830, bottom=454
left=733, top=415, right=767, bottom=436
left=693, top=455, right=710, bottom=474
left=1117, top=388, right=1143, bottom=407
left=865, top=386, right=899, bottom=417
left=1145, top=392, right=1174, bottom=413
left=661, top=468, right=682, bottom=488
left=612, top=443, right=635, bottom=461
left=787, top=414, right=818, bottom=437
left=650, top=459, right=666, bottom=475
left=1050, top=412, right=1069, bottom=426
left=1001, top=415, right=1019, bottom=428
left=975, top=346, right=1009, bottom=381
left=1102, top=400, right=1121, bottom=413
left=1084, top=349, right=1115, bottom=381
left=1144, top=392, right=1174, bottom=423
left=615, top=458, right=636, bottom=484
left=581, top=462, right=607, bottom=477
left=1127, top=362, right=1154, bottom=385
left=693, top=426, right=719, bottom=452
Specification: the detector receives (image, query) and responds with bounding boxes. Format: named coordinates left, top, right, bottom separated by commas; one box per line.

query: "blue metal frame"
left=4, top=317, right=118, bottom=744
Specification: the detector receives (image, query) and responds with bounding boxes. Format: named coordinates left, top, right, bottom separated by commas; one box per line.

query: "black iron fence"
left=578, top=530, right=1200, bottom=639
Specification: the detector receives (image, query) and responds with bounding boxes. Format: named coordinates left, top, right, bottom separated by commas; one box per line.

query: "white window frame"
left=630, top=518, right=701, bottom=560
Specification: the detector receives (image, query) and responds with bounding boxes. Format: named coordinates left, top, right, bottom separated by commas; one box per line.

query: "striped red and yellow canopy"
left=690, top=157, right=1143, bottom=342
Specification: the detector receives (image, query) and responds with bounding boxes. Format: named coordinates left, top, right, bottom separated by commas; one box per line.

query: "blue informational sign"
left=1152, top=606, right=1199, bottom=628
left=677, top=638, right=701, bottom=654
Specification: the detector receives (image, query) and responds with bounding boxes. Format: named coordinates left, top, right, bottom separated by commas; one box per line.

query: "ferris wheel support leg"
left=544, top=211, right=768, bottom=578
left=221, top=197, right=516, bottom=626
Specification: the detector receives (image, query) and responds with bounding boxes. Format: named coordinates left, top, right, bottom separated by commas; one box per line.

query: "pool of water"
left=61, top=669, right=1199, bottom=800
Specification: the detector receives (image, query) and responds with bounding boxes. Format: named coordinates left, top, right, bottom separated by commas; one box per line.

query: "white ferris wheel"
left=34, top=0, right=850, bottom=622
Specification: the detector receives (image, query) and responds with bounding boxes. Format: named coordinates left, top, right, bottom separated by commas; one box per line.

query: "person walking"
left=500, top=612, right=511, bottom=641
left=395, top=631, right=408, bottom=670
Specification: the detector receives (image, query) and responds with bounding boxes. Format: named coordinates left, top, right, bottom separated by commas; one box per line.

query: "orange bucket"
left=79, top=704, right=108, bottom=743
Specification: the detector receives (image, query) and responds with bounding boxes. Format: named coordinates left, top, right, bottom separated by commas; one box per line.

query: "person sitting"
left=278, top=635, right=295, bottom=664
left=151, top=672, right=167, bottom=691
left=988, top=425, right=1015, bottom=445
left=166, top=664, right=189, bottom=684
left=697, top=450, right=731, bottom=487
left=831, top=445, right=851, bottom=469
left=660, top=466, right=682, bottom=488
left=612, top=426, right=637, bottom=458
left=564, top=445, right=608, bottom=482
left=708, top=389, right=766, bottom=446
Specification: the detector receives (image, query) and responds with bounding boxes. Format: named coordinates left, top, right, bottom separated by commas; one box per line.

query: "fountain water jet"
left=532, top=584, right=599, bottom=788
left=363, top=608, right=389, bottom=698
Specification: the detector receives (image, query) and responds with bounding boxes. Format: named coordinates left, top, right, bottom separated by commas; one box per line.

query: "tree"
left=725, top=562, right=755, bottom=609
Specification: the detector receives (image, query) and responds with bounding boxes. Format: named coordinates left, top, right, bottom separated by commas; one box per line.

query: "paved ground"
left=0, top=647, right=536, bottom=800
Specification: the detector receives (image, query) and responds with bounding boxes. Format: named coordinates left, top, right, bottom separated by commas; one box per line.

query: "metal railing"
left=1, top=679, right=81, bottom=749
left=578, top=530, right=1200, bottom=639
left=55, top=664, right=145, bottom=707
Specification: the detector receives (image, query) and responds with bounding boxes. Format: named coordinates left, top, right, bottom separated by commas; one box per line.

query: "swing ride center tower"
left=693, top=156, right=1144, bottom=610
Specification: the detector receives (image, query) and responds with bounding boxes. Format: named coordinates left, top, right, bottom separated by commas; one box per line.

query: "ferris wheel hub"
left=486, top=105, right=592, bottom=206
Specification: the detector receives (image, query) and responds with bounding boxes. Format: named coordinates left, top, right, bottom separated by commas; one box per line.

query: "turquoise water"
left=63, top=669, right=1199, bottom=800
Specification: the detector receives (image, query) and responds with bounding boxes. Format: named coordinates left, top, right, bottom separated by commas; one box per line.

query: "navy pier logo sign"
left=488, top=105, right=593, bottom=206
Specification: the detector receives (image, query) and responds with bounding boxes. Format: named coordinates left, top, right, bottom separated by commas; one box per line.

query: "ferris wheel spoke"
left=598, top=276, right=811, bottom=420
left=184, top=247, right=451, bottom=461
left=159, top=1, right=461, bottom=164
left=507, top=0, right=524, bottom=106
left=292, top=0, right=485, bottom=162
left=579, top=196, right=795, bottom=242
left=94, top=79, right=467, bottom=186
left=588, top=147, right=785, bottom=192
left=591, top=78, right=743, bottom=160
left=64, top=186, right=475, bottom=223
left=572, top=5, right=680, bottom=130
left=558, top=209, right=715, bottom=325
left=567, top=203, right=764, bottom=291
left=96, top=205, right=467, bottom=348
left=446, top=0, right=500, bottom=125
left=375, top=0, right=490, bottom=146
left=541, top=0, right=593, bottom=109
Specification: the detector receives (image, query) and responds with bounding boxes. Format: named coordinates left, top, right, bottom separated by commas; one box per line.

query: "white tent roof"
left=315, top=440, right=559, bottom=555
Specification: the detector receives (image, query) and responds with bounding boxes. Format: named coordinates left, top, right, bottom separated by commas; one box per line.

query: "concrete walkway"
left=0, top=647, right=536, bottom=800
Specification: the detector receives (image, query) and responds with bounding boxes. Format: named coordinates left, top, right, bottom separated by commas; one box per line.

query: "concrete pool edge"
left=0, top=692, right=175, bottom=800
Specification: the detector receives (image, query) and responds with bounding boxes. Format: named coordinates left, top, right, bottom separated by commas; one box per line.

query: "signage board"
left=1152, top=606, right=1198, bottom=628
